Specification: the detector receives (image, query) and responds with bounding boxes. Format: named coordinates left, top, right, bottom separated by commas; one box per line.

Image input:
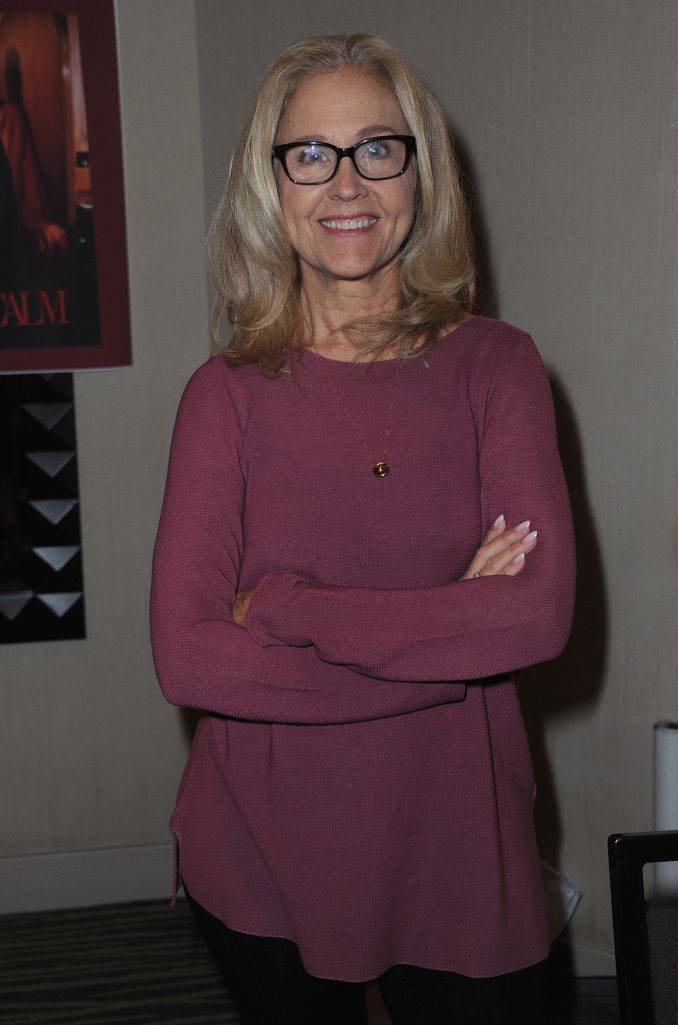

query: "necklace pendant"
left=373, top=461, right=390, bottom=477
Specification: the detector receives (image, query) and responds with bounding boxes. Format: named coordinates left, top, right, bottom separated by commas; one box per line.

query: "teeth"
left=320, top=217, right=376, bottom=230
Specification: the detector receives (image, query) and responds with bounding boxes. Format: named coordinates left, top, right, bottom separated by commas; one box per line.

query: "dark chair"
left=608, top=830, right=678, bottom=1025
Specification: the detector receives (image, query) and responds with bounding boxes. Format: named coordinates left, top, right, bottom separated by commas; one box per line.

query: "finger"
left=482, top=513, right=506, bottom=545
left=461, top=518, right=508, bottom=579
left=461, top=520, right=535, bottom=580
left=503, top=552, right=527, bottom=577
left=232, top=590, right=252, bottom=626
left=482, top=530, right=538, bottom=576
left=475, top=520, right=531, bottom=566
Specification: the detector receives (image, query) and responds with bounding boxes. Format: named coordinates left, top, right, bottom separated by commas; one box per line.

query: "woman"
left=151, top=33, right=575, bottom=1025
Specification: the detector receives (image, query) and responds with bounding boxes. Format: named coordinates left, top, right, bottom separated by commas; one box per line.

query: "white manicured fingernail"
left=522, top=530, right=538, bottom=543
left=512, top=552, right=525, bottom=565
left=516, top=520, right=530, bottom=531
left=493, top=514, right=505, bottom=528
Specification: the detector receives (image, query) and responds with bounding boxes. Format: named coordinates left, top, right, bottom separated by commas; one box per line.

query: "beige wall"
left=2, top=0, right=677, bottom=962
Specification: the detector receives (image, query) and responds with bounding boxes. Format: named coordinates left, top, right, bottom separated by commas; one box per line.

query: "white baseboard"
left=0, top=843, right=175, bottom=914
left=567, top=939, right=617, bottom=976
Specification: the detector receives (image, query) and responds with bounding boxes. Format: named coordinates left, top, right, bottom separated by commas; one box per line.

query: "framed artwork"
left=0, top=0, right=130, bottom=371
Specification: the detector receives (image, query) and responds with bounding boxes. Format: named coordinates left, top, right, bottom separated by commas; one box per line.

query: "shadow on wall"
left=520, top=375, right=608, bottom=867
left=181, top=707, right=202, bottom=749
left=454, top=127, right=499, bottom=320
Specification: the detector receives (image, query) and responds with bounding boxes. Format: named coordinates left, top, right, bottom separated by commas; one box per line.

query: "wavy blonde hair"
left=209, top=33, right=475, bottom=373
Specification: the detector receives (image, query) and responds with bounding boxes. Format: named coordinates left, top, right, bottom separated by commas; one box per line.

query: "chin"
left=318, top=255, right=398, bottom=284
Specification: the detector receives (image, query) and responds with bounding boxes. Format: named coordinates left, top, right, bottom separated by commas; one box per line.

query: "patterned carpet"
left=0, top=899, right=619, bottom=1024
left=0, top=900, right=238, bottom=1024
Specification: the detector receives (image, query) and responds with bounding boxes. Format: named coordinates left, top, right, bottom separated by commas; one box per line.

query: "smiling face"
left=274, top=67, right=416, bottom=302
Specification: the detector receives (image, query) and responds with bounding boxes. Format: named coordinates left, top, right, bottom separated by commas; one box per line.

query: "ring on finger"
left=472, top=571, right=480, bottom=579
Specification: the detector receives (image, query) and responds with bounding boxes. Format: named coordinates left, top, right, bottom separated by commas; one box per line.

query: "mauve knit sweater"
left=151, top=316, right=575, bottom=982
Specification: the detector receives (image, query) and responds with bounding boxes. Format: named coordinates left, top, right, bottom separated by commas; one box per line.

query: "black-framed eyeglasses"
left=272, top=135, right=416, bottom=185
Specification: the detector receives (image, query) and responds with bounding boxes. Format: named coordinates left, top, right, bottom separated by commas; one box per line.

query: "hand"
left=460, top=514, right=538, bottom=580
left=232, top=589, right=253, bottom=627
left=36, top=222, right=68, bottom=253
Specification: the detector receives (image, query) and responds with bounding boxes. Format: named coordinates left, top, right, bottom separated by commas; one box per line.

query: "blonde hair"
left=209, top=33, right=475, bottom=373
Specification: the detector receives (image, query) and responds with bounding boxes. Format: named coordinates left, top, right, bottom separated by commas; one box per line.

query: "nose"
left=328, top=155, right=368, bottom=200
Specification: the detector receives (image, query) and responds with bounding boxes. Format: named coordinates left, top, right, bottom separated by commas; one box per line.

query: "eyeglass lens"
left=284, top=138, right=409, bottom=183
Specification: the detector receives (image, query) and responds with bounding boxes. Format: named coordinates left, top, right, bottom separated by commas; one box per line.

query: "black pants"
left=186, top=891, right=544, bottom=1025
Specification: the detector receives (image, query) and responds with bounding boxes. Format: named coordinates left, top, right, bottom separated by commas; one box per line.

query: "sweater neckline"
left=300, top=316, right=477, bottom=372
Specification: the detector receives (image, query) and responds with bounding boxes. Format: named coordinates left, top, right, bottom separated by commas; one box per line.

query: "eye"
left=363, top=140, right=391, bottom=159
left=294, top=144, right=331, bottom=166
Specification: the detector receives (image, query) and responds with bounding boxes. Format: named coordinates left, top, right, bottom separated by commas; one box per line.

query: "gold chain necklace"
left=316, top=353, right=401, bottom=477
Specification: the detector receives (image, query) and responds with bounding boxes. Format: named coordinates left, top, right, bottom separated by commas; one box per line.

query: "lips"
left=319, top=216, right=378, bottom=231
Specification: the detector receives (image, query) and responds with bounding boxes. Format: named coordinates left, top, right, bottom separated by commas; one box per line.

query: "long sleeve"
left=150, top=359, right=468, bottom=724
left=245, top=335, right=575, bottom=681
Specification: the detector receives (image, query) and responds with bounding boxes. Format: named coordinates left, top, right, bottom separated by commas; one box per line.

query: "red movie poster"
left=0, top=1, right=130, bottom=371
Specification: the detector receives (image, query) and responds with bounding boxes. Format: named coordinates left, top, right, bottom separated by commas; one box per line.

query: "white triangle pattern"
left=33, top=546, right=80, bottom=572
left=29, top=499, right=78, bottom=525
left=23, top=403, right=73, bottom=430
left=26, top=451, right=74, bottom=478
left=36, top=592, right=82, bottom=618
left=0, top=591, right=34, bottom=621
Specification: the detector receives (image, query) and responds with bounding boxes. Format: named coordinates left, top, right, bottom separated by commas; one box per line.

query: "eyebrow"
left=284, top=124, right=406, bottom=144
left=356, top=123, right=404, bottom=138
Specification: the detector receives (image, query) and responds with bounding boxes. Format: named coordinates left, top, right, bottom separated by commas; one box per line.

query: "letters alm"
left=0, top=290, right=69, bottom=328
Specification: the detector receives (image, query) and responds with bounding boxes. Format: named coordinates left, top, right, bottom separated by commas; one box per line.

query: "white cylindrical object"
left=653, top=721, right=678, bottom=896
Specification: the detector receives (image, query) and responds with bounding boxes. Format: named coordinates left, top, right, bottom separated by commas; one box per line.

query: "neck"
left=299, top=267, right=400, bottom=362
